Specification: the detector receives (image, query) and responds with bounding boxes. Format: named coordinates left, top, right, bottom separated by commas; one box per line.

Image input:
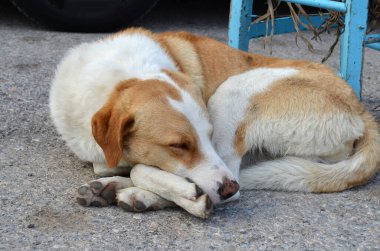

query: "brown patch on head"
left=92, top=78, right=204, bottom=172
left=91, top=81, right=137, bottom=168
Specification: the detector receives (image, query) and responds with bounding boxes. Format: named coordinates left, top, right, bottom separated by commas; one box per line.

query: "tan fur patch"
left=92, top=78, right=205, bottom=172
left=103, top=28, right=379, bottom=192
left=233, top=68, right=361, bottom=157
left=163, top=70, right=208, bottom=113
left=234, top=104, right=259, bottom=157
left=157, top=35, right=205, bottom=100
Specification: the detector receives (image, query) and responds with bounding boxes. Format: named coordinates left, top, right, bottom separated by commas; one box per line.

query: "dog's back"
left=208, top=67, right=380, bottom=192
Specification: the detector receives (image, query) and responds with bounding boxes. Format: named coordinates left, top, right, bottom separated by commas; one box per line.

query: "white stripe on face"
left=160, top=74, right=238, bottom=204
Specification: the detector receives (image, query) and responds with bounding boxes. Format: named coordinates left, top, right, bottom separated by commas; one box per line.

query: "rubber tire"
left=10, top=0, right=159, bottom=32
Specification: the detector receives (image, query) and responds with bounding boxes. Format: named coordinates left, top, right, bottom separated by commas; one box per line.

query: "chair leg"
left=228, top=0, right=253, bottom=51
left=339, top=0, right=369, bottom=99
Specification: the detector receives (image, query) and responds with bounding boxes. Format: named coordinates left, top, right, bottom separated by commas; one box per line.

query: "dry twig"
left=253, top=0, right=378, bottom=62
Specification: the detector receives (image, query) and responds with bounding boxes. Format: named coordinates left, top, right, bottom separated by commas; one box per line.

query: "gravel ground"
left=1, top=0, right=379, bottom=250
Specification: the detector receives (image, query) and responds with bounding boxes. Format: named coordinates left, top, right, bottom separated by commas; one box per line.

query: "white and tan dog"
left=50, top=28, right=380, bottom=218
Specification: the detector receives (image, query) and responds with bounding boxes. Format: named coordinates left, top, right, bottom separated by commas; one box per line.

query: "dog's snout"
left=217, top=177, right=240, bottom=200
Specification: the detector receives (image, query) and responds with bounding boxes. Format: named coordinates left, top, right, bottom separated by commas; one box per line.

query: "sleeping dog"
left=50, top=28, right=380, bottom=218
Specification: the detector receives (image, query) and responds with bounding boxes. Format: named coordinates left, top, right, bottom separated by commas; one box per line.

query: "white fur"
left=208, top=67, right=368, bottom=192
left=238, top=155, right=364, bottom=191
left=162, top=74, right=237, bottom=204
left=131, top=164, right=212, bottom=218
left=244, top=113, right=364, bottom=158
left=50, top=33, right=177, bottom=163
left=53, top=32, right=375, bottom=212
left=117, top=186, right=175, bottom=210
left=208, top=68, right=299, bottom=177
left=51, top=32, right=237, bottom=205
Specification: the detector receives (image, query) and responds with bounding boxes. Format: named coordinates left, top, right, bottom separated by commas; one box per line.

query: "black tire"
left=10, top=0, right=159, bottom=32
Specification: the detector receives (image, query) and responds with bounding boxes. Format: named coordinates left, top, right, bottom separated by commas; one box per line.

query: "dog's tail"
left=240, top=111, right=380, bottom=192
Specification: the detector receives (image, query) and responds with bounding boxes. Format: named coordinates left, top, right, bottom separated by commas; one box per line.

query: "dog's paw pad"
left=133, top=200, right=147, bottom=211
left=117, top=187, right=158, bottom=212
left=76, top=197, right=88, bottom=206
left=89, top=201, right=104, bottom=207
left=118, top=201, right=134, bottom=212
left=89, top=181, right=104, bottom=194
left=77, top=185, right=90, bottom=196
left=76, top=192, right=108, bottom=207
left=76, top=181, right=119, bottom=207
left=118, top=197, right=147, bottom=212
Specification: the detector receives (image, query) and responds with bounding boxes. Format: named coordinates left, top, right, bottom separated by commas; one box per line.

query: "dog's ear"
left=92, top=105, right=134, bottom=168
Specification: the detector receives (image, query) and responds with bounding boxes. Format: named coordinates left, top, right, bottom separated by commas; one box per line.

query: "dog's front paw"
left=178, top=193, right=214, bottom=219
left=76, top=176, right=133, bottom=207
left=130, top=164, right=204, bottom=202
left=117, top=187, right=175, bottom=212
left=183, top=178, right=206, bottom=201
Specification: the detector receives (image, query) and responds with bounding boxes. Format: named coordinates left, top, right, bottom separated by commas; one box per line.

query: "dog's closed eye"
left=169, top=142, right=190, bottom=151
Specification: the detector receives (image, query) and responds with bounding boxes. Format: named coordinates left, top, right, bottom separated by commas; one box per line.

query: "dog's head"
left=92, top=73, right=239, bottom=204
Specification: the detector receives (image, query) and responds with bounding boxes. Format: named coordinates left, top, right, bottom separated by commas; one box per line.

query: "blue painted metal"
left=366, top=43, right=380, bottom=50
left=228, top=0, right=253, bottom=50
left=365, top=34, right=380, bottom=44
left=365, top=34, right=380, bottom=40
left=340, top=0, right=369, bottom=98
left=285, top=0, right=347, bottom=13
left=249, top=15, right=327, bottom=38
left=228, top=0, right=373, bottom=98
left=365, top=34, right=380, bottom=50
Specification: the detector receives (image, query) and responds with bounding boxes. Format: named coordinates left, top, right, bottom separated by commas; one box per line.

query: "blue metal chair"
left=228, top=0, right=380, bottom=98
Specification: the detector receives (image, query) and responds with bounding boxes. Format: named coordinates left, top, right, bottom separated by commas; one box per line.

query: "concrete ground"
left=1, top=0, right=379, bottom=250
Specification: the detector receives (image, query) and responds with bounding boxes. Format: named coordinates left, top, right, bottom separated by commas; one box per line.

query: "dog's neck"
left=157, top=33, right=256, bottom=103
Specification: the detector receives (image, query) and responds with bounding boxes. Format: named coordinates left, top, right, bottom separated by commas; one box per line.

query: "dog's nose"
left=217, top=177, right=240, bottom=200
